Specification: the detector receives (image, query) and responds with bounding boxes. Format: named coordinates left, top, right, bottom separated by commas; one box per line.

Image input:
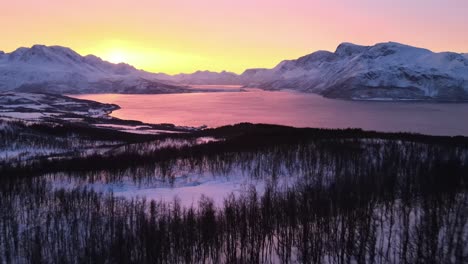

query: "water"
left=73, top=88, right=468, bottom=136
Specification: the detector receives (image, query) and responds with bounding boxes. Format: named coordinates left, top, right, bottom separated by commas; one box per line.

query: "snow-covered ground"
left=0, top=120, right=124, bottom=164
left=94, top=123, right=187, bottom=135
left=0, top=92, right=118, bottom=121
left=50, top=167, right=297, bottom=208
left=0, top=92, right=192, bottom=135
left=105, top=137, right=222, bottom=155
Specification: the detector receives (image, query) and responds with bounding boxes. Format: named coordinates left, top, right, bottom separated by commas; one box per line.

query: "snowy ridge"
left=155, top=70, right=240, bottom=85
left=156, top=42, right=468, bottom=101
left=248, top=42, right=468, bottom=100
left=0, top=45, right=187, bottom=94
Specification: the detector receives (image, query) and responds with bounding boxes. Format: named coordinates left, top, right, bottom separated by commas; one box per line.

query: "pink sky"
left=2, top=0, right=467, bottom=73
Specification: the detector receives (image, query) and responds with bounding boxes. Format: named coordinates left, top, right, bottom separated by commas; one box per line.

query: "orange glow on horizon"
left=1, top=0, right=467, bottom=74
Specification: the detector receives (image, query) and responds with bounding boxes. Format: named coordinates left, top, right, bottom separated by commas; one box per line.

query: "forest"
left=0, top=121, right=467, bottom=263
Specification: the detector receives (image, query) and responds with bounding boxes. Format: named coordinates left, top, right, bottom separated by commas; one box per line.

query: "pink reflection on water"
left=72, top=89, right=468, bottom=136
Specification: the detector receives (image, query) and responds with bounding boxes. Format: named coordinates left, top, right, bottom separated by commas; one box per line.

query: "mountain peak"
left=335, top=42, right=368, bottom=56
left=194, top=70, right=211, bottom=74
left=0, top=44, right=188, bottom=94
left=297, top=50, right=336, bottom=64
left=7, top=44, right=84, bottom=65
left=368, top=42, right=432, bottom=58
left=247, top=41, right=468, bottom=101
left=190, top=70, right=234, bottom=75
left=372, top=41, right=430, bottom=51
left=30, top=44, right=48, bottom=50
left=334, top=41, right=433, bottom=59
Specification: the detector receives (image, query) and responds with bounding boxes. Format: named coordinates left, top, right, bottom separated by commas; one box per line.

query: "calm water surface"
left=73, top=89, right=468, bottom=136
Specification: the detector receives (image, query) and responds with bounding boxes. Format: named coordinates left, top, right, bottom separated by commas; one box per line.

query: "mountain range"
left=1, top=42, right=467, bottom=100
left=162, top=42, right=468, bottom=101
left=0, top=45, right=187, bottom=94
left=247, top=42, right=468, bottom=100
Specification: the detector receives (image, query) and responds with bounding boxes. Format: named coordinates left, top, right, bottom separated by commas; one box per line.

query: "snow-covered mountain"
left=156, top=70, right=240, bottom=85
left=0, top=45, right=187, bottom=94
left=160, top=42, right=468, bottom=101
left=2, top=43, right=467, bottom=100
left=245, top=42, right=468, bottom=100
left=238, top=68, right=272, bottom=86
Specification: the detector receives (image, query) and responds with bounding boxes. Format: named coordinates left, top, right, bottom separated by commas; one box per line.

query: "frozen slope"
left=0, top=45, right=187, bottom=94
left=249, top=42, right=468, bottom=100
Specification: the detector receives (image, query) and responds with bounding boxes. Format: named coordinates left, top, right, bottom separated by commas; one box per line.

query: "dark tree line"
left=0, top=123, right=467, bottom=263
left=0, top=163, right=466, bottom=263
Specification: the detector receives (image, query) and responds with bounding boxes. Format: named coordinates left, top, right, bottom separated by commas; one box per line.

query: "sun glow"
left=105, top=50, right=129, bottom=64
left=82, top=39, right=146, bottom=67
left=78, top=39, right=211, bottom=74
left=2, top=0, right=468, bottom=74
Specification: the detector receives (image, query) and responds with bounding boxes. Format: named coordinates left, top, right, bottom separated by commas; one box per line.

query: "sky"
left=2, top=0, right=468, bottom=74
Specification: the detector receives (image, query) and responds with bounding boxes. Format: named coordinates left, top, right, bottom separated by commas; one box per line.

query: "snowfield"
left=51, top=169, right=276, bottom=208
left=0, top=92, right=191, bottom=135
left=0, top=92, right=118, bottom=121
